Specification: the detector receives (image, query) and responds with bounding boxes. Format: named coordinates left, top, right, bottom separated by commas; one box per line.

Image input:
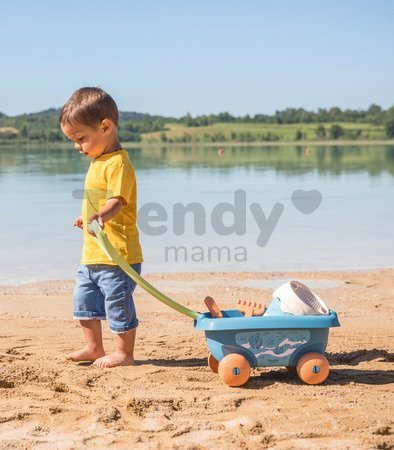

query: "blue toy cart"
left=194, top=298, right=340, bottom=386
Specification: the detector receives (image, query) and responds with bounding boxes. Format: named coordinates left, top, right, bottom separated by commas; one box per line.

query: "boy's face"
left=61, top=121, right=112, bottom=159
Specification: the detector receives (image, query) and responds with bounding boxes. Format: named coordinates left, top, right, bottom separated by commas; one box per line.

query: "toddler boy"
left=60, top=87, right=143, bottom=368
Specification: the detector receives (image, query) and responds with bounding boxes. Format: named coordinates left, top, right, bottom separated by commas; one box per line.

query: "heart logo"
left=291, top=189, right=322, bottom=214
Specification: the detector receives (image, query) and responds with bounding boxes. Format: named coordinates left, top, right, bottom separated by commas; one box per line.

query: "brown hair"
left=59, top=87, right=119, bottom=127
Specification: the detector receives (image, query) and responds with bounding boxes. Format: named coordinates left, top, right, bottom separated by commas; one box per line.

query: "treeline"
left=179, top=105, right=393, bottom=126
left=1, top=104, right=394, bottom=143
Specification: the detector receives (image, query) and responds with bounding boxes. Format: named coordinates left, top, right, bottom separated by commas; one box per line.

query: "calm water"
left=1, top=144, right=393, bottom=284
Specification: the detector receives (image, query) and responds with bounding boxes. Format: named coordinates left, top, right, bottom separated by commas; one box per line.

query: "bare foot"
left=94, top=351, right=135, bottom=368
left=66, top=347, right=105, bottom=362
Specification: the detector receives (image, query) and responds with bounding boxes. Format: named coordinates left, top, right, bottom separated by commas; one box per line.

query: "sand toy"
left=273, top=280, right=329, bottom=315
left=89, top=220, right=340, bottom=387
left=204, top=296, right=223, bottom=318
left=236, top=299, right=266, bottom=317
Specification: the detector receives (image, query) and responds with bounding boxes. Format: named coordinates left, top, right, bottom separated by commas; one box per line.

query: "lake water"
left=1, top=144, right=393, bottom=284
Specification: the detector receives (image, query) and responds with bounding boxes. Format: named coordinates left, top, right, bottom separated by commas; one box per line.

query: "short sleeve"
left=105, top=162, right=135, bottom=206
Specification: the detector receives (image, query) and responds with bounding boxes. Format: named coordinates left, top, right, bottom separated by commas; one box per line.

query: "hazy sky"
left=1, top=0, right=393, bottom=116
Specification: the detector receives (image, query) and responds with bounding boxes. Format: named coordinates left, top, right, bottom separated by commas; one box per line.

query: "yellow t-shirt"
left=80, top=149, right=143, bottom=265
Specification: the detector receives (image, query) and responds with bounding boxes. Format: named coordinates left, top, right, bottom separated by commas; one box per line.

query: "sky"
left=1, top=0, right=393, bottom=117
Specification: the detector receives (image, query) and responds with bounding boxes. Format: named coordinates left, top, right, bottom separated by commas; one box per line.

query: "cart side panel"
left=206, top=331, right=258, bottom=367
left=286, top=328, right=329, bottom=367
left=205, top=328, right=329, bottom=368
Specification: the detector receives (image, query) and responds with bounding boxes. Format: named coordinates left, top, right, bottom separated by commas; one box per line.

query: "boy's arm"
left=87, top=196, right=124, bottom=234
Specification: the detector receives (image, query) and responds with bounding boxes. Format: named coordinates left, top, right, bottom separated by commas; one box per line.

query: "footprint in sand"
left=0, top=380, right=15, bottom=388
left=95, top=406, right=121, bottom=423
left=52, top=383, right=69, bottom=393
left=127, top=398, right=184, bottom=418
left=30, top=426, right=50, bottom=437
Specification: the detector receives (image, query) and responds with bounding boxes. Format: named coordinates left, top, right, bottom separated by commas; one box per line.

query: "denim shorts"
left=72, top=263, right=141, bottom=333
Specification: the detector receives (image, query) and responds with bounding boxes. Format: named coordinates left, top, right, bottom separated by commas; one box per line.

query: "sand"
left=0, top=269, right=393, bottom=450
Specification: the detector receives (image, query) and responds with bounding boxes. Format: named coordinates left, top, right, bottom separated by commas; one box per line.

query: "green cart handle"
left=89, top=220, right=200, bottom=320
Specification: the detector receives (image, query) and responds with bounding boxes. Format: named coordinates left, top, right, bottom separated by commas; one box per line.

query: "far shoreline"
left=2, top=265, right=393, bottom=288
left=1, top=139, right=394, bottom=149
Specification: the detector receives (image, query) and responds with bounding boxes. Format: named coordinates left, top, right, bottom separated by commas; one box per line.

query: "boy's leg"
left=67, top=319, right=105, bottom=362
left=67, top=265, right=106, bottom=362
left=94, top=263, right=141, bottom=368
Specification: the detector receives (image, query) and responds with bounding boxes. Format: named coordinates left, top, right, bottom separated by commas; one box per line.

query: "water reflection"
left=1, top=144, right=394, bottom=177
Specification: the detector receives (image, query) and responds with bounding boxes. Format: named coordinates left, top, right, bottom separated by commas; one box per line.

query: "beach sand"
left=0, top=269, right=393, bottom=449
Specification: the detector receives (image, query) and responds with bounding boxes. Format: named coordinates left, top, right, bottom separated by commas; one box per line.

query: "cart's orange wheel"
left=296, top=352, right=330, bottom=385
left=208, top=353, right=219, bottom=373
left=218, top=353, right=251, bottom=387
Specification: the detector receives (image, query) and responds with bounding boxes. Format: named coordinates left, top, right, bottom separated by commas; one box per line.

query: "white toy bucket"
left=273, top=280, right=329, bottom=316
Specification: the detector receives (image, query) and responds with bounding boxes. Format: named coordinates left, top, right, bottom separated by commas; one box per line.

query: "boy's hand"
left=87, top=214, right=104, bottom=236
left=88, top=196, right=123, bottom=236
left=87, top=198, right=123, bottom=236
left=73, top=216, right=84, bottom=230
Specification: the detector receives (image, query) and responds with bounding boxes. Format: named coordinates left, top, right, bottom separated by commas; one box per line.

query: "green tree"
left=368, top=104, right=382, bottom=115
left=218, top=112, right=234, bottom=122
left=21, top=123, right=29, bottom=139
left=119, top=130, right=141, bottom=142
left=48, top=129, right=63, bottom=141
left=329, top=124, right=344, bottom=139
left=315, top=125, right=326, bottom=138
left=295, top=130, right=303, bottom=140
left=182, top=113, right=193, bottom=127
left=385, top=119, right=394, bottom=138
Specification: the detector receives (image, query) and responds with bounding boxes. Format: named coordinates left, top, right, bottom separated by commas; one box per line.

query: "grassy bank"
left=142, top=121, right=387, bottom=143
